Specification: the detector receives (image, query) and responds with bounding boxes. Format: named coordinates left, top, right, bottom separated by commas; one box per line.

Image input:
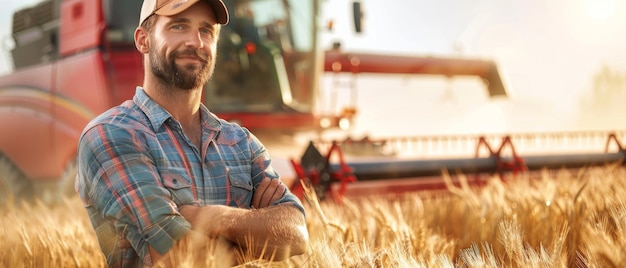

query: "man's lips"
left=177, top=55, right=206, bottom=63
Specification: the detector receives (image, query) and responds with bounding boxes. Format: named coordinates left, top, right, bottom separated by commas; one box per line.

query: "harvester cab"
left=204, top=0, right=355, bottom=134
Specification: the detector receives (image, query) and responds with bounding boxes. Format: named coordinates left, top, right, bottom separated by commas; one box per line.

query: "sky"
left=0, top=0, right=624, bottom=136
left=320, top=0, right=626, bottom=98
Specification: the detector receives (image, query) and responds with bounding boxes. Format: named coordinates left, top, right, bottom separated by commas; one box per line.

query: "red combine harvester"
left=0, top=0, right=623, bottom=203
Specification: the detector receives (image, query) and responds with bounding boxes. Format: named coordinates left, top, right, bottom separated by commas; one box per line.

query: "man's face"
left=148, top=1, right=219, bottom=90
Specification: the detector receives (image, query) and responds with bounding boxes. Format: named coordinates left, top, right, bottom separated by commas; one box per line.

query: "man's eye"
left=172, top=25, right=185, bottom=30
left=200, top=28, right=213, bottom=35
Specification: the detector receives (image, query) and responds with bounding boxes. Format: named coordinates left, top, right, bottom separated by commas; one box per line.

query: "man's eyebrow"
left=168, top=17, right=216, bottom=29
left=168, top=18, right=216, bottom=30
left=200, top=21, right=216, bottom=31
left=169, top=17, right=191, bottom=24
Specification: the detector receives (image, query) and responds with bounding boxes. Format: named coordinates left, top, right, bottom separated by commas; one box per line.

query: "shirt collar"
left=133, top=86, right=222, bottom=132
left=199, top=102, right=222, bottom=132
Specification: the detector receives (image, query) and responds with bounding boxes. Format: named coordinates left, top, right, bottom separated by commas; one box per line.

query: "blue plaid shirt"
left=76, top=87, right=304, bottom=267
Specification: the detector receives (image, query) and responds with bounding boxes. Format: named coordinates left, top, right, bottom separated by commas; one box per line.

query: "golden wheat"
left=2, top=165, right=626, bottom=267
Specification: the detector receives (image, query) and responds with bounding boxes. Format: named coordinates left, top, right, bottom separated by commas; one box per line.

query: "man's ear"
left=134, top=27, right=150, bottom=53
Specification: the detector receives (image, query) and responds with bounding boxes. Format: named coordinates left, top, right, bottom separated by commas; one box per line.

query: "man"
left=75, top=0, right=308, bottom=266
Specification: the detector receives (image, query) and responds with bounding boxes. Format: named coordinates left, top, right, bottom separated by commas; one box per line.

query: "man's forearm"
left=219, top=205, right=308, bottom=260
left=180, top=204, right=308, bottom=261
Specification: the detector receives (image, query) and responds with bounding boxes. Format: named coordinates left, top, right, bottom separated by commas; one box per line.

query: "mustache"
left=173, top=49, right=209, bottom=62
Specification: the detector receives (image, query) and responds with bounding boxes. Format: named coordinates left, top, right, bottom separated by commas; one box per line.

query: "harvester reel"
left=0, top=153, right=32, bottom=203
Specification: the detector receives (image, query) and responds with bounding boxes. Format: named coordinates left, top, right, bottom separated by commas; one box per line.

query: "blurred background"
left=316, top=0, right=626, bottom=137
left=318, top=0, right=626, bottom=137
left=1, top=0, right=624, bottom=137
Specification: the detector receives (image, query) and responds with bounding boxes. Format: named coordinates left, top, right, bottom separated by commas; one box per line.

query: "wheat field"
left=1, top=165, right=625, bottom=267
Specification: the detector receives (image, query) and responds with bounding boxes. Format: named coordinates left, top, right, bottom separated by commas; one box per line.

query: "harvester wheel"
left=0, top=154, right=32, bottom=204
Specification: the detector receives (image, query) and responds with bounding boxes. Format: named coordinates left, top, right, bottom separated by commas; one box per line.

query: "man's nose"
left=185, top=31, right=204, bottom=48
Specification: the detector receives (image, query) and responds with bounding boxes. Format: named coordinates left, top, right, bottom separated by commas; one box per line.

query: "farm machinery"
left=289, top=131, right=626, bottom=200
left=0, top=0, right=623, bottom=203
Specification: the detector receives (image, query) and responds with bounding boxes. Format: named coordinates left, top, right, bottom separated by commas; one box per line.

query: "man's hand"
left=251, top=178, right=286, bottom=208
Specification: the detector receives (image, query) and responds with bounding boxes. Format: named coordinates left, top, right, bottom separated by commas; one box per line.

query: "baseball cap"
left=139, top=0, right=229, bottom=26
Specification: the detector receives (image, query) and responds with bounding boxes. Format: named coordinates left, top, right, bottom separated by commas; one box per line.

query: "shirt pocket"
left=159, top=167, right=195, bottom=205
left=226, top=165, right=253, bottom=206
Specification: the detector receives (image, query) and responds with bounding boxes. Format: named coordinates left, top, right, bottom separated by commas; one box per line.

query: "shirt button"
left=172, top=179, right=178, bottom=184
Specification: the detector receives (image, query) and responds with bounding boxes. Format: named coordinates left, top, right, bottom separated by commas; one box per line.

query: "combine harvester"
left=0, top=0, right=623, bottom=203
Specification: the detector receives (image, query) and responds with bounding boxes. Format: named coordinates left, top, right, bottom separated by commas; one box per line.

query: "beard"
left=149, top=43, right=215, bottom=91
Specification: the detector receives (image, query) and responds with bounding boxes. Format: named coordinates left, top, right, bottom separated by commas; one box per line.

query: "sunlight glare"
left=584, top=0, right=616, bottom=20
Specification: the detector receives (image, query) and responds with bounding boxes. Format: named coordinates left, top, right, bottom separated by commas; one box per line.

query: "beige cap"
left=139, top=0, right=229, bottom=26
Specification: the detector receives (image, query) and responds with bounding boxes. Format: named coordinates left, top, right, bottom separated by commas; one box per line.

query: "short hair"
left=141, top=14, right=157, bottom=32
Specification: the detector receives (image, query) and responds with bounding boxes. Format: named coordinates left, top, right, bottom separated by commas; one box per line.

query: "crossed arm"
left=149, top=178, right=309, bottom=265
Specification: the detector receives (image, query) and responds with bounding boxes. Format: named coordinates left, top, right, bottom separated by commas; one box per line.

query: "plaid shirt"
left=76, top=87, right=304, bottom=267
